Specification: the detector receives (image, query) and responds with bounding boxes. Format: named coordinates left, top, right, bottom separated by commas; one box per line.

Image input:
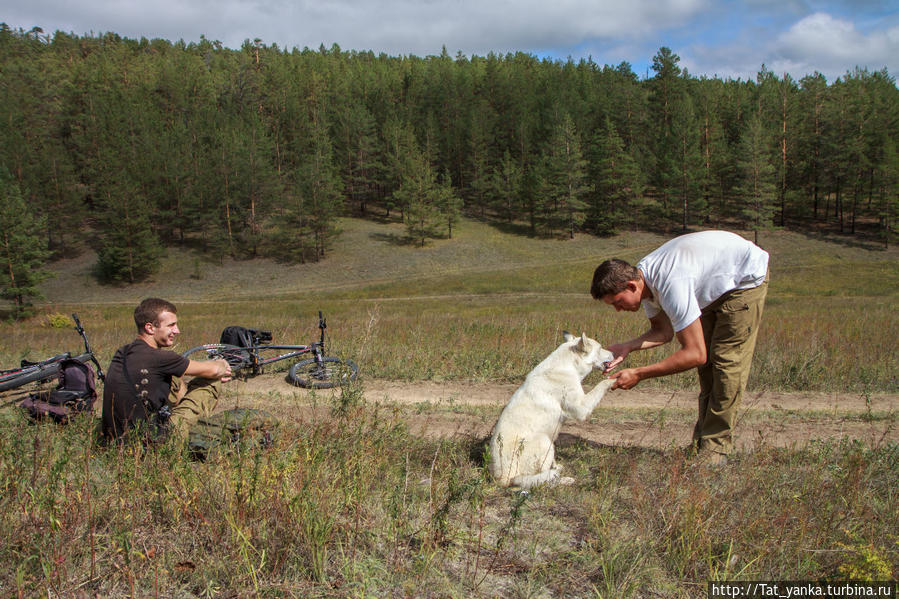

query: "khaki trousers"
left=166, top=377, right=221, bottom=440
left=693, top=273, right=768, bottom=454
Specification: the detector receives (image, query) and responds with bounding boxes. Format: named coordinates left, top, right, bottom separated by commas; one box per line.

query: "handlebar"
left=71, top=313, right=105, bottom=381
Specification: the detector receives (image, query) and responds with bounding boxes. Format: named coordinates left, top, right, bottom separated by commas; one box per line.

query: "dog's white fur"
left=488, top=332, right=614, bottom=489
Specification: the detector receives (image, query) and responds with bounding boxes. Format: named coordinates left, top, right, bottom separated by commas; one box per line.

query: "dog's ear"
left=573, top=333, right=588, bottom=354
left=562, top=330, right=575, bottom=342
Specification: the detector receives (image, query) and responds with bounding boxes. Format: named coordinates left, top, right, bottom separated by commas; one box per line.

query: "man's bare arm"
left=183, top=358, right=232, bottom=380
left=609, top=317, right=706, bottom=390
left=605, top=312, right=674, bottom=370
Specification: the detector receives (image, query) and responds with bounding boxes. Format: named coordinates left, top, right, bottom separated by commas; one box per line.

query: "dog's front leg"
left=563, top=378, right=615, bottom=422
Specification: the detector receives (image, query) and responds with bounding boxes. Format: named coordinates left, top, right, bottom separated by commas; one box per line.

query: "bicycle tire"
left=0, top=363, right=61, bottom=392
left=182, top=344, right=254, bottom=372
left=287, top=357, right=358, bottom=389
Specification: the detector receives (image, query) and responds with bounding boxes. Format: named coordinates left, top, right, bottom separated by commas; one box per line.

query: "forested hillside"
left=1, top=25, right=897, bottom=313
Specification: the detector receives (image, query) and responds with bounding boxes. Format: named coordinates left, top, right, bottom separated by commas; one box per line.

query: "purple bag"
left=21, top=358, right=97, bottom=423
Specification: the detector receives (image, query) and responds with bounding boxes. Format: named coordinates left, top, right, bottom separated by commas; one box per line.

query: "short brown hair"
left=134, top=297, right=177, bottom=333
left=590, top=259, right=641, bottom=299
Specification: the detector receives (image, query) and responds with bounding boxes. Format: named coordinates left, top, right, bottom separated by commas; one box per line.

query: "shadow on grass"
left=480, top=218, right=535, bottom=238
left=555, top=432, right=670, bottom=460
left=464, top=432, right=666, bottom=472
left=369, top=232, right=417, bottom=246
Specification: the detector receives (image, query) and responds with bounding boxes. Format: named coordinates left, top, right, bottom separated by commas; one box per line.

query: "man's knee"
left=169, top=378, right=222, bottom=439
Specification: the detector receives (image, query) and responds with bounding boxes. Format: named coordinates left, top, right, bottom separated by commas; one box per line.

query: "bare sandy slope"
left=224, top=376, right=899, bottom=453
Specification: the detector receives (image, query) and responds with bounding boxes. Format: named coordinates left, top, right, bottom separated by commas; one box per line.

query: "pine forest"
left=2, top=26, right=898, bottom=302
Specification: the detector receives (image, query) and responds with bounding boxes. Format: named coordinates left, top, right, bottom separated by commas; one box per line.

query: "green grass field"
left=1, top=218, right=897, bottom=597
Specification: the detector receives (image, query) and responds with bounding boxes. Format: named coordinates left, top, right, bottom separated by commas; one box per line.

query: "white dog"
left=488, top=332, right=615, bottom=489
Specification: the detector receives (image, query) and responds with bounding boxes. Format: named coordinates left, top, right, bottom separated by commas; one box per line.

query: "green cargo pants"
left=166, top=376, right=222, bottom=441
left=693, top=273, right=768, bottom=455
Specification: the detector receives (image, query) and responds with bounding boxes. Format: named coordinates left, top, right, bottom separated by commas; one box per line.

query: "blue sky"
left=2, top=0, right=897, bottom=83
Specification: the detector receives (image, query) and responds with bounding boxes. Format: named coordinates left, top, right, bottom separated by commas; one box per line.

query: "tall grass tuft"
left=2, top=396, right=895, bottom=597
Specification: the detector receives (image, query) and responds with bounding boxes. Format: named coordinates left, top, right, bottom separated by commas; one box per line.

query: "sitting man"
left=102, top=297, right=232, bottom=442
left=591, top=230, right=769, bottom=465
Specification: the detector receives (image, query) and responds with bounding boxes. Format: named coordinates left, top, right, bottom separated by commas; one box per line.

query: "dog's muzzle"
left=600, top=361, right=612, bottom=372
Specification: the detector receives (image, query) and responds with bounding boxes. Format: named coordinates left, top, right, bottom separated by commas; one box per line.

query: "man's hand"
left=603, top=343, right=631, bottom=372
left=216, top=359, right=233, bottom=383
left=609, top=368, right=640, bottom=390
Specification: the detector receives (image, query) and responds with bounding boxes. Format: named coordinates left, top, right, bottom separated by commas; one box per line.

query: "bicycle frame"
left=243, top=344, right=314, bottom=371
left=242, top=311, right=328, bottom=374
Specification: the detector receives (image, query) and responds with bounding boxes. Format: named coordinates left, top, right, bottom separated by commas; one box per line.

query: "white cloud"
left=3, top=0, right=709, bottom=55
left=670, top=11, right=899, bottom=82
left=771, top=13, right=899, bottom=78
left=777, top=13, right=899, bottom=65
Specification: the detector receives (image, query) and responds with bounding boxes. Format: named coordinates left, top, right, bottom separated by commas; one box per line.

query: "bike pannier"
left=21, top=358, right=98, bottom=423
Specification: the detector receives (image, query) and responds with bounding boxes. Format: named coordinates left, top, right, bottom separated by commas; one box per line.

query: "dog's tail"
left=511, top=467, right=561, bottom=490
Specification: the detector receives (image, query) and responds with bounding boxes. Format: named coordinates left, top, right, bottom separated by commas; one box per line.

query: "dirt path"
left=224, top=376, right=899, bottom=453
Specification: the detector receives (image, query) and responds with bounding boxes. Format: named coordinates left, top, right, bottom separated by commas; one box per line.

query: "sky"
left=2, top=0, right=897, bottom=83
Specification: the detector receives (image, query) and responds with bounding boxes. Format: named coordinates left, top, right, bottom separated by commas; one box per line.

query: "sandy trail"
left=222, top=376, right=898, bottom=452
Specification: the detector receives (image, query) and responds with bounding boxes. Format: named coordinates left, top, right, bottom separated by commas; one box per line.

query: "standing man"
left=591, top=230, right=769, bottom=465
left=102, top=297, right=232, bottom=443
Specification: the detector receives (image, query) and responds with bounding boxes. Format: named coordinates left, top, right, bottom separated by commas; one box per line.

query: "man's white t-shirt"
left=636, top=231, right=769, bottom=332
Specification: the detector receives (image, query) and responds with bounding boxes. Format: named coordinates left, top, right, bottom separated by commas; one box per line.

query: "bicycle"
left=181, top=311, right=358, bottom=389
left=0, top=314, right=106, bottom=392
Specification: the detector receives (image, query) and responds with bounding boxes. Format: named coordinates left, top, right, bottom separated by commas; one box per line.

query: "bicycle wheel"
left=182, top=344, right=253, bottom=373
left=287, top=357, right=358, bottom=389
left=0, top=362, right=61, bottom=392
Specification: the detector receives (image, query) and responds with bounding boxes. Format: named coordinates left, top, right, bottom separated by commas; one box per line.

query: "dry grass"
left=1, top=390, right=896, bottom=598
left=0, top=219, right=897, bottom=597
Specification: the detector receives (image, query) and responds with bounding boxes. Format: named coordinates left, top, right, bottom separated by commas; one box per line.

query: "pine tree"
left=394, top=152, right=444, bottom=247
left=736, top=114, right=777, bottom=243
left=336, top=102, right=380, bottom=215
left=590, top=116, right=643, bottom=234
left=465, top=104, right=492, bottom=217
left=435, top=168, right=463, bottom=238
left=520, top=163, right=544, bottom=237
left=0, top=170, right=51, bottom=317
left=647, top=47, right=686, bottom=223
left=488, top=149, right=522, bottom=223
left=383, top=118, right=420, bottom=219
left=672, top=91, right=704, bottom=230
left=878, top=137, right=899, bottom=249
left=298, top=109, right=343, bottom=260
left=0, top=40, right=83, bottom=253
left=757, top=67, right=799, bottom=226
left=543, top=113, right=590, bottom=238
left=693, top=79, right=730, bottom=223
left=95, top=184, right=163, bottom=284
left=797, top=73, right=828, bottom=220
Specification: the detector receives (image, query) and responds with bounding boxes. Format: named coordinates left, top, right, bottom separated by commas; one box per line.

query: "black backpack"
left=21, top=358, right=98, bottom=423
left=219, top=326, right=272, bottom=347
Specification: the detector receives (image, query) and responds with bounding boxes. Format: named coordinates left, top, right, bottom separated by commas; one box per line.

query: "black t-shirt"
left=101, top=338, right=190, bottom=440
